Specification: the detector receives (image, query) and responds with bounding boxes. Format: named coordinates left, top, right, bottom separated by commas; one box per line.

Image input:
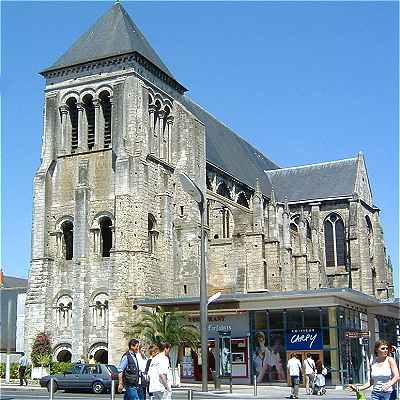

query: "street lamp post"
left=179, top=172, right=208, bottom=392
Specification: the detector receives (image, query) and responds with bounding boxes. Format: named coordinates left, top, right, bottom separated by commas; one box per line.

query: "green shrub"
left=0, top=363, right=4, bottom=378
left=0, top=363, right=32, bottom=379
left=50, top=362, right=74, bottom=375
left=31, top=332, right=52, bottom=367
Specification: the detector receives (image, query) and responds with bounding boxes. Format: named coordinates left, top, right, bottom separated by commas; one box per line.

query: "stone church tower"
left=25, top=3, right=393, bottom=364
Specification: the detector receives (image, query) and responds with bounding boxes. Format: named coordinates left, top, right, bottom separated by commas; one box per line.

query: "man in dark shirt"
left=118, top=339, right=141, bottom=400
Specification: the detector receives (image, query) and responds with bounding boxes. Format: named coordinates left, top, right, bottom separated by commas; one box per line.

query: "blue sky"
left=2, top=1, right=399, bottom=294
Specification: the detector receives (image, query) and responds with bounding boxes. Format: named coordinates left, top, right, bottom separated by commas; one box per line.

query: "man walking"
left=304, top=353, right=316, bottom=394
left=287, top=353, right=302, bottom=399
left=148, top=342, right=172, bottom=400
left=18, top=352, right=29, bottom=386
left=118, top=339, right=141, bottom=400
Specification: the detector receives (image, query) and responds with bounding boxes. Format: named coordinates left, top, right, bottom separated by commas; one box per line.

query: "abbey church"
left=25, top=3, right=395, bottom=368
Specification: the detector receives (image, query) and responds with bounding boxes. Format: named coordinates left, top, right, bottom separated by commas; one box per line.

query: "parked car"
left=39, top=363, right=119, bottom=394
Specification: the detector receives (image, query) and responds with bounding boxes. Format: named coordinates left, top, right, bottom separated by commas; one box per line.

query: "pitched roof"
left=183, top=97, right=279, bottom=195
left=265, top=157, right=358, bottom=202
left=43, top=3, right=174, bottom=79
left=2, top=275, right=28, bottom=289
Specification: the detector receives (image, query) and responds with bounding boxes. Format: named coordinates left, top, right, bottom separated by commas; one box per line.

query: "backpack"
left=124, top=352, right=140, bottom=387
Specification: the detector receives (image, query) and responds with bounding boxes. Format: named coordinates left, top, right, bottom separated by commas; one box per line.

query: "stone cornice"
left=41, top=51, right=187, bottom=94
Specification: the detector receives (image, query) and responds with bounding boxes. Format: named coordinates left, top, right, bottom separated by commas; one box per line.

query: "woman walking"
left=348, top=340, right=399, bottom=400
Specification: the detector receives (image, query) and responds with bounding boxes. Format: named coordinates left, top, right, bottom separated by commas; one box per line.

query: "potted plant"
left=31, top=332, right=52, bottom=379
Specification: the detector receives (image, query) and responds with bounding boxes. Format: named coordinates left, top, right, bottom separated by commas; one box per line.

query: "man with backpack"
left=118, top=339, right=142, bottom=400
left=304, top=353, right=316, bottom=395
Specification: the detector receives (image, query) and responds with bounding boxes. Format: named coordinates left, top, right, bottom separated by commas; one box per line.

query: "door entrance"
left=286, top=351, right=323, bottom=387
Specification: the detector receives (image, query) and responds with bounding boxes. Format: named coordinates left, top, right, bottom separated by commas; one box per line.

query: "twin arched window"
left=91, top=293, right=109, bottom=328
left=56, top=295, right=73, bottom=328
left=324, top=213, right=346, bottom=267
left=62, top=90, right=112, bottom=154
left=148, top=95, right=173, bottom=162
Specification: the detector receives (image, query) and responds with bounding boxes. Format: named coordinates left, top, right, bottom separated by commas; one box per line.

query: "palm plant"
left=125, top=307, right=200, bottom=385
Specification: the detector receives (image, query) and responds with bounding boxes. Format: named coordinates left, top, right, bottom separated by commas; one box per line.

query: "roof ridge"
left=265, top=156, right=357, bottom=173
left=184, top=96, right=280, bottom=168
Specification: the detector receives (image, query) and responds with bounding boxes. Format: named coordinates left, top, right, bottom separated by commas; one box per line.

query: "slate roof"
left=43, top=3, right=174, bottom=79
left=183, top=97, right=280, bottom=195
left=2, top=275, right=28, bottom=289
left=265, top=157, right=358, bottom=202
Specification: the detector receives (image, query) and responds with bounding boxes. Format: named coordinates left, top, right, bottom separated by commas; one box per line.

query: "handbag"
left=321, top=367, right=328, bottom=376
left=356, top=390, right=367, bottom=400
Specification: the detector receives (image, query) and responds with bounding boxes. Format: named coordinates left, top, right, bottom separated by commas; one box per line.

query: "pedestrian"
left=389, top=345, right=398, bottom=400
left=314, top=358, right=327, bottom=395
left=137, top=344, right=148, bottom=400
left=18, top=352, right=29, bottom=386
left=287, top=353, right=302, bottom=399
left=304, top=353, right=316, bottom=395
left=146, top=345, right=159, bottom=400
left=148, top=342, right=172, bottom=400
left=88, top=355, right=96, bottom=365
left=348, top=340, right=400, bottom=400
left=118, top=339, right=142, bottom=400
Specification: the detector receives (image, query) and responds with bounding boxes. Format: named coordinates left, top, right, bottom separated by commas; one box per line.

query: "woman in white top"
left=348, top=340, right=399, bottom=400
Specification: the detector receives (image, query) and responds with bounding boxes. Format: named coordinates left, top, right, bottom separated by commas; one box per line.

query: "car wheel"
left=92, top=381, right=105, bottom=394
left=46, top=381, right=58, bottom=393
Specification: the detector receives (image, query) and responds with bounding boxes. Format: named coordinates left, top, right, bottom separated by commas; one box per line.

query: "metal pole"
left=110, top=379, right=115, bottom=400
left=253, top=374, right=258, bottom=396
left=49, top=378, right=54, bottom=400
left=187, top=389, right=193, bottom=400
left=199, top=202, right=208, bottom=392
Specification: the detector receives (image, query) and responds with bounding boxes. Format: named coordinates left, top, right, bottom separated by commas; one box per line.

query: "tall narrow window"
left=100, top=91, right=112, bottom=148
left=61, top=221, right=74, bottom=260
left=66, top=98, right=78, bottom=152
left=83, top=94, right=95, bottom=150
left=100, top=217, right=112, bottom=257
left=222, top=208, right=232, bottom=238
left=324, top=213, right=346, bottom=267
left=148, top=214, right=157, bottom=254
left=365, top=216, right=374, bottom=259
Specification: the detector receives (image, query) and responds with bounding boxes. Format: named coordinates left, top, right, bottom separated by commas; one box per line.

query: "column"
left=93, top=99, right=101, bottom=150
left=158, top=110, right=165, bottom=159
left=59, top=105, right=69, bottom=155
left=77, top=102, right=85, bottom=152
left=148, top=104, right=157, bottom=154
left=166, top=115, right=174, bottom=163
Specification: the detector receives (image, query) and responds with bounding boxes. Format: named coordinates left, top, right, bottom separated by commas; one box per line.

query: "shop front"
left=135, top=288, right=399, bottom=387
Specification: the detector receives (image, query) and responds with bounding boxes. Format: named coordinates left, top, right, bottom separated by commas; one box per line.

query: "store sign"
left=286, top=329, right=323, bottom=350
left=345, top=330, right=370, bottom=339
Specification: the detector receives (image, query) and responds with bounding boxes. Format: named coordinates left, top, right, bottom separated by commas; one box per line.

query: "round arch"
left=53, top=343, right=72, bottom=362
left=89, top=343, right=108, bottom=364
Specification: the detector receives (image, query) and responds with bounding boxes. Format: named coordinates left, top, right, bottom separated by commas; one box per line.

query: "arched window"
left=365, top=215, right=374, bottom=259
left=148, top=214, right=157, bottom=254
left=99, top=91, right=112, bottom=148
left=56, top=295, right=73, bottom=328
left=216, top=181, right=231, bottom=200
left=222, top=208, right=232, bottom=238
left=66, top=98, right=78, bottom=152
left=237, top=192, right=249, bottom=208
left=306, top=220, right=312, bottom=240
left=82, top=94, right=95, bottom=150
left=324, top=213, right=346, bottom=267
left=290, top=216, right=300, bottom=250
left=91, top=293, right=108, bottom=328
left=61, top=221, right=74, bottom=260
left=99, top=217, right=112, bottom=257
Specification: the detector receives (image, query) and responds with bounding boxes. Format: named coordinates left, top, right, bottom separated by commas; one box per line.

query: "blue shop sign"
left=286, top=329, right=323, bottom=350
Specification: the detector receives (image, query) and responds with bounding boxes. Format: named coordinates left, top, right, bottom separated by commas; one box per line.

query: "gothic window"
left=290, top=216, right=300, bottom=250
left=100, top=217, right=112, bottom=257
left=237, top=192, right=249, bottom=208
left=61, top=220, right=74, bottom=260
left=56, top=295, right=73, bottom=328
left=324, top=213, right=346, bottom=267
left=66, top=97, right=78, bottom=152
left=365, top=215, right=374, bottom=259
left=306, top=220, right=312, bottom=240
left=206, top=175, right=212, bottom=191
left=91, top=293, right=108, bottom=328
left=148, top=214, right=157, bottom=254
left=222, top=208, right=232, bottom=238
left=216, top=181, right=231, bottom=200
left=99, top=91, right=112, bottom=148
left=83, top=94, right=95, bottom=150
